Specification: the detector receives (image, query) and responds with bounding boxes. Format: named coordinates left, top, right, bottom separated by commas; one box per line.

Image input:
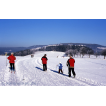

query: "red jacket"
left=41, top=56, right=48, bottom=64
left=67, top=58, right=75, bottom=67
left=8, top=55, right=16, bottom=63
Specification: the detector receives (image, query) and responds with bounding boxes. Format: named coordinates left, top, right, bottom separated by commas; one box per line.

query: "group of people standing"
left=7, top=53, right=76, bottom=77
left=41, top=54, right=76, bottom=78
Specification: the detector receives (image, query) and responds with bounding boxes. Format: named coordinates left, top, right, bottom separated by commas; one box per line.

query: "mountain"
left=0, top=43, right=106, bottom=55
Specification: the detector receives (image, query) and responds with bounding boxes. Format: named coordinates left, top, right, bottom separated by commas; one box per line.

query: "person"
left=31, top=54, right=34, bottom=58
left=66, top=56, right=76, bottom=77
left=7, top=52, right=16, bottom=73
left=57, top=62, right=63, bottom=74
left=41, top=54, right=48, bottom=71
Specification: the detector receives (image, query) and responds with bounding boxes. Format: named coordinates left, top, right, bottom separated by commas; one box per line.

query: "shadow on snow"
left=50, top=69, right=68, bottom=77
left=35, top=67, right=43, bottom=71
left=35, top=67, right=68, bottom=77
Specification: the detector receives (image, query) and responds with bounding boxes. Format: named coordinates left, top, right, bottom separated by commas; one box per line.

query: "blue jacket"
left=58, top=63, right=63, bottom=69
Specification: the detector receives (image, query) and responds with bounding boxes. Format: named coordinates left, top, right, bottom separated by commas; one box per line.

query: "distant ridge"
left=0, top=43, right=106, bottom=55
left=61, top=43, right=106, bottom=52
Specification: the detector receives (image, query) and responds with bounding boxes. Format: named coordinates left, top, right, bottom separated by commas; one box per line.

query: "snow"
left=97, top=47, right=106, bottom=49
left=0, top=51, right=106, bottom=86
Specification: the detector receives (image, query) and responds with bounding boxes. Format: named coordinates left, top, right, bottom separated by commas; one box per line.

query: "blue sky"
left=0, top=19, right=106, bottom=47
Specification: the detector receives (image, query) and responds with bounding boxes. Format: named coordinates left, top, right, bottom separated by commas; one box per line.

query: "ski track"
left=1, top=52, right=106, bottom=86
left=38, top=58, right=106, bottom=86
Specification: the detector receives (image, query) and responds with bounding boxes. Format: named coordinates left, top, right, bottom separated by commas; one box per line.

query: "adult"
left=41, top=54, right=48, bottom=71
left=66, top=56, right=76, bottom=77
left=7, top=53, right=16, bottom=73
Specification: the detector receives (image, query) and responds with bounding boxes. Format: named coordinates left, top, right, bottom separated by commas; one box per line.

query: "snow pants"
left=43, top=64, right=47, bottom=71
left=10, top=63, right=15, bottom=70
left=58, top=69, right=63, bottom=74
left=69, top=68, right=76, bottom=77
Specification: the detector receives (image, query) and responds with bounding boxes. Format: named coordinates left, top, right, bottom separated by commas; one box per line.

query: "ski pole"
left=56, top=65, right=58, bottom=71
left=14, top=64, right=16, bottom=72
left=5, top=52, right=7, bottom=66
left=63, top=68, right=64, bottom=73
left=6, top=55, right=7, bottom=66
left=56, top=65, right=57, bottom=71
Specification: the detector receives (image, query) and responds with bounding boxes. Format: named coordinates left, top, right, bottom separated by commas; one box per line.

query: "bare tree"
left=65, top=49, right=73, bottom=57
left=87, top=50, right=94, bottom=58
left=94, top=52, right=99, bottom=58
left=80, top=47, right=87, bottom=58
left=23, top=51, right=27, bottom=55
left=73, top=49, right=78, bottom=57
left=101, top=49, right=106, bottom=59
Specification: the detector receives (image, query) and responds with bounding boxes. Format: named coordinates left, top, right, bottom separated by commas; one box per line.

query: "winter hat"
left=70, top=56, right=73, bottom=58
left=59, top=62, right=61, bottom=64
left=11, top=52, right=14, bottom=55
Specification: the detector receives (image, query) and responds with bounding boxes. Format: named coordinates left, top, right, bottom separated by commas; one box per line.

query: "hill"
left=0, top=51, right=106, bottom=86
left=0, top=43, right=106, bottom=55
left=61, top=43, right=106, bottom=52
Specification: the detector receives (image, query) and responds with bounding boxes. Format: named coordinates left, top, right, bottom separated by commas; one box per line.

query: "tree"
left=94, top=51, right=100, bottom=58
left=23, top=51, right=27, bottom=55
left=80, top=47, right=87, bottom=58
left=73, top=49, right=78, bottom=57
left=65, top=49, right=73, bottom=57
left=87, top=50, right=94, bottom=58
left=101, top=49, right=106, bottom=59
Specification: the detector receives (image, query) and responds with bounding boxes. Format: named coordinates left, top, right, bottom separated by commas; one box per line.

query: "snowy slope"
left=0, top=51, right=106, bottom=86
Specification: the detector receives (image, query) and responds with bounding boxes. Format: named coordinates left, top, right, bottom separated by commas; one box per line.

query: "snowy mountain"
left=97, top=47, right=106, bottom=50
left=0, top=51, right=106, bottom=86
left=0, top=43, right=106, bottom=55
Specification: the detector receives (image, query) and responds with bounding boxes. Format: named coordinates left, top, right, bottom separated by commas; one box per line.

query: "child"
left=57, top=62, right=63, bottom=74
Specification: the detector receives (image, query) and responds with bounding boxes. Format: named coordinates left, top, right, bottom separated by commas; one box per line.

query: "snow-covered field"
left=0, top=51, right=106, bottom=86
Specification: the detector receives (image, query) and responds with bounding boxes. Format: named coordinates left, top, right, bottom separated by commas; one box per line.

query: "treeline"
left=65, top=47, right=94, bottom=58
left=39, top=45, right=106, bottom=59
left=39, top=45, right=93, bottom=52
left=7, top=45, right=106, bottom=59
left=39, top=45, right=93, bottom=55
left=65, top=46, right=106, bottom=59
left=39, top=45, right=93, bottom=53
left=39, top=45, right=72, bottom=52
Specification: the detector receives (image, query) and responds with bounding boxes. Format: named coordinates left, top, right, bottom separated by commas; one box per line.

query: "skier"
left=7, top=52, right=16, bottom=73
left=41, top=54, right=48, bottom=71
left=57, top=62, right=63, bottom=74
left=66, top=56, right=76, bottom=78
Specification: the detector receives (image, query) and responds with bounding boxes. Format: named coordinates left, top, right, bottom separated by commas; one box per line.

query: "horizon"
left=0, top=19, right=106, bottom=47
left=0, top=42, right=106, bottom=48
